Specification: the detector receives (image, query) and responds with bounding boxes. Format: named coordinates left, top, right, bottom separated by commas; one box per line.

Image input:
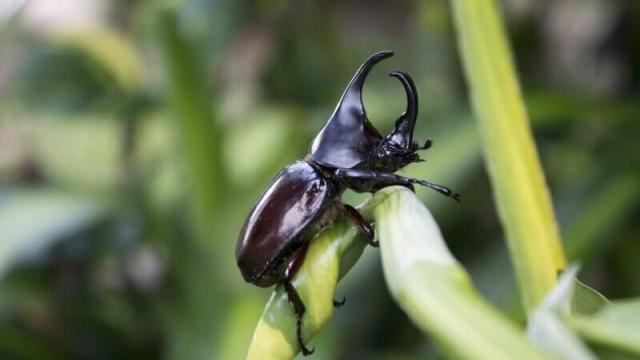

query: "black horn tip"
left=388, top=71, right=417, bottom=90
left=354, top=51, right=394, bottom=81
left=389, top=70, right=418, bottom=116
left=370, top=50, right=394, bottom=60
left=341, top=51, right=395, bottom=104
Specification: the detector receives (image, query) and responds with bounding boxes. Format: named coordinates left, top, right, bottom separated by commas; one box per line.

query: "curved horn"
left=387, top=71, right=419, bottom=148
left=308, top=51, right=394, bottom=168
left=336, top=51, right=394, bottom=120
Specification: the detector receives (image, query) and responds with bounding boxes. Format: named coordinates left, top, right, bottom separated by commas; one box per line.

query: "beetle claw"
left=333, top=296, right=347, bottom=308
left=299, top=320, right=315, bottom=355
left=301, top=346, right=315, bottom=356
left=422, top=137, right=433, bottom=150
left=283, top=280, right=315, bottom=356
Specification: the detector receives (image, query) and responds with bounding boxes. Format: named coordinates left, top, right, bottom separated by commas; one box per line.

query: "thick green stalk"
left=450, top=0, right=566, bottom=310
left=246, top=220, right=366, bottom=359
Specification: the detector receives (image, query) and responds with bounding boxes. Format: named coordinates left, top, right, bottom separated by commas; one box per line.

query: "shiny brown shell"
left=235, top=161, right=334, bottom=286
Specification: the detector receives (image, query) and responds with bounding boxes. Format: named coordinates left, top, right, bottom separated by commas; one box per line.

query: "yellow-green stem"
left=450, top=0, right=566, bottom=310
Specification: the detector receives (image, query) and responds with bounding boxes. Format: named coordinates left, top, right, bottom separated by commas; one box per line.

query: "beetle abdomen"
left=236, top=161, right=334, bottom=286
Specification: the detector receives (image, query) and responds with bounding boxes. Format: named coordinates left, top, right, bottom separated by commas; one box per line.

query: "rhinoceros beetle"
left=236, top=51, right=459, bottom=355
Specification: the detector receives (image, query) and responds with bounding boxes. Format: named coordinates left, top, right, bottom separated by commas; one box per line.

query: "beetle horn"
left=334, top=50, right=394, bottom=124
left=387, top=71, right=418, bottom=148
left=308, top=51, right=394, bottom=168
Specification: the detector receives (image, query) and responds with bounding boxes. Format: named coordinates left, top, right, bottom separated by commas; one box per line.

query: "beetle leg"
left=335, top=168, right=461, bottom=201
left=283, top=247, right=315, bottom=356
left=343, top=204, right=377, bottom=246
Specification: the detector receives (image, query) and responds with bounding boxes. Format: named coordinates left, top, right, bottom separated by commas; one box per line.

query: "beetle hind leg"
left=283, top=279, right=315, bottom=356
left=283, top=247, right=315, bottom=356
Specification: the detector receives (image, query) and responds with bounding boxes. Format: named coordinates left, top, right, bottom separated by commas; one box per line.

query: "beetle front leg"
left=343, top=203, right=378, bottom=247
left=335, top=168, right=461, bottom=201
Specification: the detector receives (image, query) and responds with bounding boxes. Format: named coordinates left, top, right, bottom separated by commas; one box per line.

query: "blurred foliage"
left=0, top=0, right=639, bottom=359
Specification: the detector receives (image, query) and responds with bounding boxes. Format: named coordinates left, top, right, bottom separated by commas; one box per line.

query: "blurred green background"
left=0, top=0, right=639, bottom=359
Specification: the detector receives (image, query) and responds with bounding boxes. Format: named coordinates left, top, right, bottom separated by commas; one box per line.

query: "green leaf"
left=527, top=264, right=597, bottom=360
left=569, top=299, right=640, bottom=356
left=450, top=0, right=566, bottom=310
left=0, top=189, right=108, bottom=279
left=372, top=187, right=549, bottom=360
left=572, top=280, right=609, bottom=316
left=54, top=28, right=143, bottom=93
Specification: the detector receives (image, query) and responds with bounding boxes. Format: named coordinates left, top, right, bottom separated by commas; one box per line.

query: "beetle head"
left=370, top=70, right=429, bottom=172
left=308, top=51, right=393, bottom=168
left=309, top=51, right=427, bottom=172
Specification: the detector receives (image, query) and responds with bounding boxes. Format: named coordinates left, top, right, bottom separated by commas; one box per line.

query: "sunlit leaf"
left=569, top=299, right=640, bottom=356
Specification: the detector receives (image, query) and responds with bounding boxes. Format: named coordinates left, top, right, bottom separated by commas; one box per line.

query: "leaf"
left=0, top=189, right=108, bottom=279
left=526, top=264, right=597, bottom=360
left=572, top=280, right=609, bottom=316
left=528, top=312, right=596, bottom=360
left=372, top=187, right=549, bottom=360
left=450, top=0, right=566, bottom=310
left=569, top=299, right=640, bottom=356
left=54, top=27, right=143, bottom=93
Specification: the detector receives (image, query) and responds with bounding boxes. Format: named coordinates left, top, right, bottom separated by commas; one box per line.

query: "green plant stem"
left=450, top=0, right=566, bottom=310
left=246, top=220, right=366, bottom=359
